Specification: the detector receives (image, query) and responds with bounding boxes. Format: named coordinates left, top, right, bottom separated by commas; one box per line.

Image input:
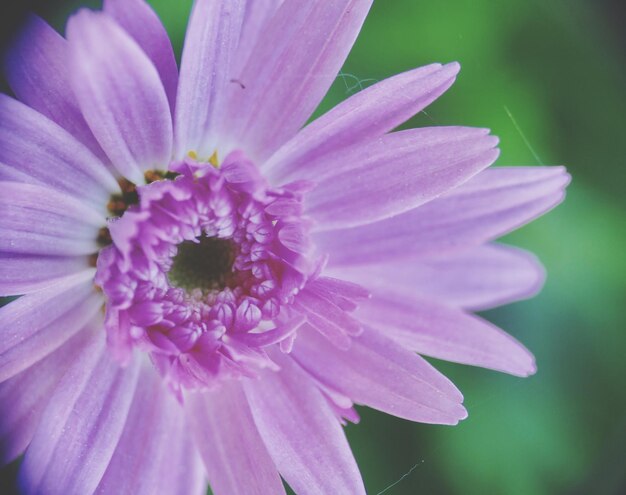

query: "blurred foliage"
left=2, top=0, right=625, bottom=494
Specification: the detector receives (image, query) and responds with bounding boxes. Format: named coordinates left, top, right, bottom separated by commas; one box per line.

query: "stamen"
left=107, top=171, right=179, bottom=218
left=209, top=150, right=220, bottom=168
left=91, top=227, right=113, bottom=267
left=144, top=169, right=179, bottom=184
left=96, top=227, right=112, bottom=247
left=107, top=177, right=138, bottom=217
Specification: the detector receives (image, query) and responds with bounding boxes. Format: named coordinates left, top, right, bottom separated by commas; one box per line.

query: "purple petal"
left=0, top=270, right=102, bottom=382
left=0, top=323, right=95, bottom=465
left=358, top=292, right=536, bottom=377
left=265, top=63, right=460, bottom=182
left=104, top=0, right=179, bottom=115
left=224, top=0, right=373, bottom=162
left=19, top=335, right=140, bottom=495
left=0, top=182, right=105, bottom=256
left=174, top=0, right=245, bottom=158
left=237, top=0, right=284, bottom=68
left=0, top=95, right=119, bottom=208
left=307, top=127, right=499, bottom=230
left=315, top=166, right=570, bottom=263
left=67, top=10, right=173, bottom=184
left=2, top=15, right=106, bottom=159
left=96, top=365, right=205, bottom=495
left=234, top=315, right=306, bottom=348
left=243, top=352, right=365, bottom=494
left=305, top=276, right=371, bottom=312
left=292, top=326, right=466, bottom=424
left=331, top=243, right=546, bottom=311
left=293, top=289, right=363, bottom=350
left=312, top=276, right=371, bottom=301
left=188, top=381, right=284, bottom=495
left=0, top=162, right=40, bottom=184
left=0, top=254, right=91, bottom=297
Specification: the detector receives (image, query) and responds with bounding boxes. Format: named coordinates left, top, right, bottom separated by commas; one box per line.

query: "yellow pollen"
left=187, top=150, right=219, bottom=168
left=209, top=150, right=220, bottom=168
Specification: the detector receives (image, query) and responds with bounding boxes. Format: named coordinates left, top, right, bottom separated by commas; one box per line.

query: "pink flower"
left=0, top=1, right=569, bottom=493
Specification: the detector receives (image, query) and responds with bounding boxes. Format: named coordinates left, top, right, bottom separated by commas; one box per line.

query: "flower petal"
left=174, top=0, right=245, bottom=158
left=358, top=292, right=536, bottom=377
left=265, top=63, right=460, bottom=182
left=237, top=0, right=284, bottom=69
left=315, top=166, right=570, bottom=263
left=307, top=127, right=500, bottom=230
left=67, top=10, right=173, bottom=183
left=0, top=322, right=96, bottom=465
left=293, top=291, right=362, bottom=350
left=96, top=365, right=205, bottom=495
left=0, top=254, right=91, bottom=297
left=331, top=243, right=546, bottom=311
left=243, top=352, right=365, bottom=495
left=224, top=0, right=373, bottom=162
left=188, top=381, right=284, bottom=495
left=0, top=94, right=118, bottom=208
left=292, top=326, right=466, bottom=424
left=0, top=182, right=106, bottom=257
left=2, top=15, right=106, bottom=159
left=0, top=270, right=101, bottom=382
left=19, top=335, right=141, bottom=495
left=103, top=0, right=179, bottom=116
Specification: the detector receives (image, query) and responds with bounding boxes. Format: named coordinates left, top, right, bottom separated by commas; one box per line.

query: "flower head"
left=97, top=153, right=322, bottom=391
left=0, top=0, right=569, bottom=494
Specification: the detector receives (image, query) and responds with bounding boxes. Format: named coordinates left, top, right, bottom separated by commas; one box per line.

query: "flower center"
left=94, top=151, right=320, bottom=391
left=168, top=236, right=237, bottom=293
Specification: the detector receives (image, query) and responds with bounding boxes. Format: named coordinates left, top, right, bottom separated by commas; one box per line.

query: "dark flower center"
left=167, top=236, right=237, bottom=292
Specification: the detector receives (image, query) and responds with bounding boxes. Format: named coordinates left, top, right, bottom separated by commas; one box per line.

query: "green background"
left=5, top=0, right=626, bottom=493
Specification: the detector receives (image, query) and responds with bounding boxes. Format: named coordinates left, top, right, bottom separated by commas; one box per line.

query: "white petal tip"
left=444, top=61, right=461, bottom=75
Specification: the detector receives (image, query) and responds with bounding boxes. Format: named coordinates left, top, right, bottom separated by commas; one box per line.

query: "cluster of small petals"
left=95, top=151, right=329, bottom=390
